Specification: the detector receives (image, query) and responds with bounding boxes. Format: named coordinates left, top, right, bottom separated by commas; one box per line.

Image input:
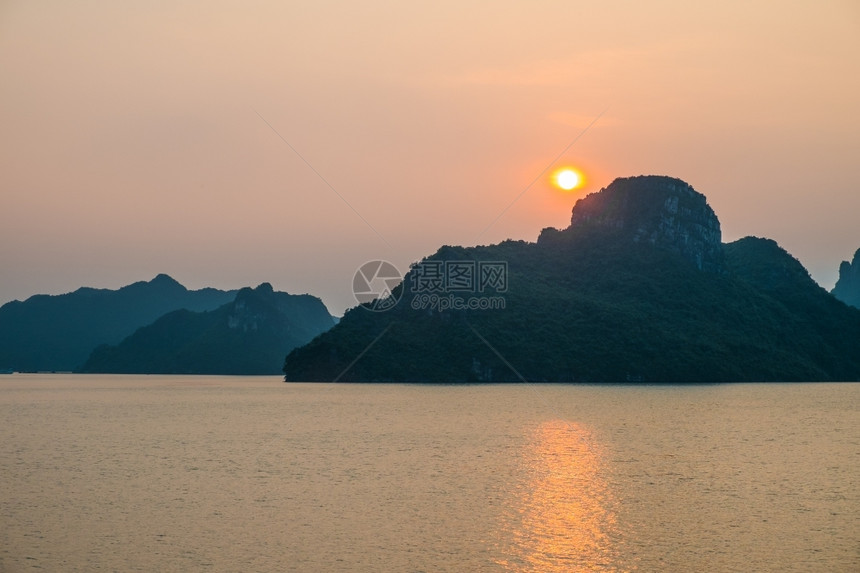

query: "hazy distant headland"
left=832, top=248, right=860, bottom=309
left=284, top=175, right=860, bottom=383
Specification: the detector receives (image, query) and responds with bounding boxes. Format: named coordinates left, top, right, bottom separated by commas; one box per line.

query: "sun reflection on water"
left=496, top=420, right=625, bottom=572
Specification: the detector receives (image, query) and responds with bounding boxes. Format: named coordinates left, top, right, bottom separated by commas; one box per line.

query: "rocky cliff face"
left=227, top=284, right=274, bottom=331
left=567, top=175, right=724, bottom=273
left=832, top=248, right=860, bottom=308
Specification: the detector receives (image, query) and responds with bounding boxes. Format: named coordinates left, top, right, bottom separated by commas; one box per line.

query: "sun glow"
left=553, top=168, right=583, bottom=191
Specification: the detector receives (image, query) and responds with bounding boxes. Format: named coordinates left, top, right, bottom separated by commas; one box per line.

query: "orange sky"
left=1, top=1, right=859, bottom=314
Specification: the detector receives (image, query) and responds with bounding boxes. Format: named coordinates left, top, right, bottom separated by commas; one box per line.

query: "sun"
left=553, top=168, right=583, bottom=191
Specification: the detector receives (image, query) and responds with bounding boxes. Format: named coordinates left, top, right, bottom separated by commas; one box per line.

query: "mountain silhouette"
left=0, top=274, right=236, bottom=372
left=80, top=283, right=335, bottom=375
left=832, top=248, right=860, bottom=309
left=284, top=175, right=860, bottom=383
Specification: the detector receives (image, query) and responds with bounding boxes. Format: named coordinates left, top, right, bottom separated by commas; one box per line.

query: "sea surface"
left=0, top=375, right=857, bottom=572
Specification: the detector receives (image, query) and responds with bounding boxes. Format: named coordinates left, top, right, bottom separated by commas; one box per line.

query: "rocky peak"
left=568, top=175, right=724, bottom=272
left=229, top=286, right=271, bottom=331
left=832, top=248, right=860, bottom=308
left=149, top=273, right=184, bottom=290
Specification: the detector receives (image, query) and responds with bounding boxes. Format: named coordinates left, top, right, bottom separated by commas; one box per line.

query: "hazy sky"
left=2, top=1, right=858, bottom=314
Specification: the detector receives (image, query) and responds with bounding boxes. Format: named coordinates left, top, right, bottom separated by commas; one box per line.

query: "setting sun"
left=554, top=168, right=583, bottom=191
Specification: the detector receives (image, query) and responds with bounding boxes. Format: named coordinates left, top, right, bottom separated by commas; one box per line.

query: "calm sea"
left=0, top=375, right=857, bottom=572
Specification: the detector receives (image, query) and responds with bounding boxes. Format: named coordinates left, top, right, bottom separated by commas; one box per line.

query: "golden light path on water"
left=496, top=420, right=626, bottom=572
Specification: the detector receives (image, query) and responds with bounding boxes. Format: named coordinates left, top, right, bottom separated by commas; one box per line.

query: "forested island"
left=284, top=175, right=860, bottom=383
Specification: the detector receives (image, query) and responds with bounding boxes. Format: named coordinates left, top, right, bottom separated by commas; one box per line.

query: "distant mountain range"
left=283, top=175, right=860, bottom=383
left=80, top=283, right=335, bottom=375
left=0, top=275, right=336, bottom=374
left=0, top=274, right=236, bottom=372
